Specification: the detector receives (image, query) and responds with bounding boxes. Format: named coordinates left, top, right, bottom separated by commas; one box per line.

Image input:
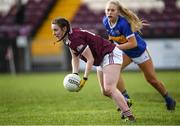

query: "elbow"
left=86, top=57, right=94, bottom=66
left=89, top=57, right=94, bottom=65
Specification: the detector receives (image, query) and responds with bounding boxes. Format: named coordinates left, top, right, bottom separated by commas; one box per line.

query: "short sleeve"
left=71, top=38, right=87, bottom=56
left=119, top=19, right=134, bottom=39
left=75, top=43, right=87, bottom=56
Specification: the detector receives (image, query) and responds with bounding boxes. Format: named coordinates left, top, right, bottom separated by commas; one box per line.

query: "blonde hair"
left=106, top=0, right=148, bottom=32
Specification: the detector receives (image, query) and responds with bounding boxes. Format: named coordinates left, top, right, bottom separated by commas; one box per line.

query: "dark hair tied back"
left=52, top=17, right=70, bottom=41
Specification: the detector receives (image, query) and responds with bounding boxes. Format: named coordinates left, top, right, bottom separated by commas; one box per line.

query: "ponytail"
left=106, top=0, right=148, bottom=32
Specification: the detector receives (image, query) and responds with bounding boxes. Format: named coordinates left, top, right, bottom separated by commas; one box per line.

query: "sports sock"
left=122, top=90, right=130, bottom=99
left=121, top=110, right=133, bottom=117
left=163, top=92, right=174, bottom=104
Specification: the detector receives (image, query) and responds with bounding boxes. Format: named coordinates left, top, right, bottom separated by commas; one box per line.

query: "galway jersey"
left=103, top=16, right=146, bottom=58
left=66, top=28, right=116, bottom=66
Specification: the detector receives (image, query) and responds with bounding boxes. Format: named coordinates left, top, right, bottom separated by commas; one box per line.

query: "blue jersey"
left=103, top=16, right=146, bottom=58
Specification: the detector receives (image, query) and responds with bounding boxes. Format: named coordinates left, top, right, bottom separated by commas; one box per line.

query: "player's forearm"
left=117, top=42, right=137, bottom=50
left=117, top=37, right=137, bottom=50
left=71, top=57, right=79, bottom=73
left=84, top=59, right=94, bottom=78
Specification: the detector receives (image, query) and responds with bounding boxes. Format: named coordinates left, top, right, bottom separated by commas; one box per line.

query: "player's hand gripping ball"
left=63, top=74, right=81, bottom=92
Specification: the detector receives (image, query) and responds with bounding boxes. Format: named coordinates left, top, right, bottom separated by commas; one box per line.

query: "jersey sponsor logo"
left=77, top=44, right=84, bottom=52
left=114, top=30, right=120, bottom=34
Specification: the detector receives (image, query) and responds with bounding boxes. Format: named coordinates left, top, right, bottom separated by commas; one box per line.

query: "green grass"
left=0, top=71, right=180, bottom=125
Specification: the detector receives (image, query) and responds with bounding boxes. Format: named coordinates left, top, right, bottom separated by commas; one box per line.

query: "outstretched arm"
left=75, top=46, right=94, bottom=91
left=81, top=46, right=94, bottom=78
left=70, top=48, right=79, bottom=74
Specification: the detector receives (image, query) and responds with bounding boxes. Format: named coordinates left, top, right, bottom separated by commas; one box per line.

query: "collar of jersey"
left=108, top=16, right=120, bottom=29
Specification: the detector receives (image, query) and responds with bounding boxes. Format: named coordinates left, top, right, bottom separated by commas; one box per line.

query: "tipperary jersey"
left=103, top=16, right=146, bottom=58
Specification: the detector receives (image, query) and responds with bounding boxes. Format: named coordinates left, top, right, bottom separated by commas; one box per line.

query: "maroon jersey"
left=66, top=28, right=116, bottom=66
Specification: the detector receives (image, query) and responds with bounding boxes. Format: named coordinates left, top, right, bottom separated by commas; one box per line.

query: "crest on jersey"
left=64, top=38, right=71, bottom=46
left=115, top=30, right=121, bottom=35
left=77, top=44, right=84, bottom=52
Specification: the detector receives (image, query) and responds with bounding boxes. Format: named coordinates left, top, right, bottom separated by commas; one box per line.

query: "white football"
left=63, top=74, right=81, bottom=92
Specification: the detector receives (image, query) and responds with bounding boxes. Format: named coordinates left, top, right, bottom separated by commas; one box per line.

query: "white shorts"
left=96, top=47, right=123, bottom=71
left=131, top=50, right=150, bottom=64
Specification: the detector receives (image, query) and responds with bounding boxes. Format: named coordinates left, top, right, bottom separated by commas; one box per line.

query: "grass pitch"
left=0, top=71, right=179, bottom=125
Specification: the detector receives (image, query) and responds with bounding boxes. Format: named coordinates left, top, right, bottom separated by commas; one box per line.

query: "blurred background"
left=0, top=0, right=180, bottom=74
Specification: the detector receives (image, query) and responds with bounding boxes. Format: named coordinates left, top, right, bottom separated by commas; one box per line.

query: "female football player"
left=51, top=17, right=135, bottom=121
left=98, top=0, right=176, bottom=111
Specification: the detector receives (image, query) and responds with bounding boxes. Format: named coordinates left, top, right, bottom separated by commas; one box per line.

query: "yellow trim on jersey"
left=109, top=35, right=128, bottom=44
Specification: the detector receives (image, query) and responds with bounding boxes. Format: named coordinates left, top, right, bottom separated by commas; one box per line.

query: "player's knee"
left=102, top=90, right=111, bottom=97
left=104, top=87, right=113, bottom=97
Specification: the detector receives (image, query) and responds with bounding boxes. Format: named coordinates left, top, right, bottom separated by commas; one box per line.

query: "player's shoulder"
left=69, top=28, right=83, bottom=40
left=71, top=28, right=85, bottom=36
left=72, top=28, right=81, bottom=32
left=117, top=16, right=129, bottom=26
left=116, top=16, right=131, bottom=31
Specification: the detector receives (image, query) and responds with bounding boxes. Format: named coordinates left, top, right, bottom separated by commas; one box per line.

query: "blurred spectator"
left=15, top=0, right=25, bottom=25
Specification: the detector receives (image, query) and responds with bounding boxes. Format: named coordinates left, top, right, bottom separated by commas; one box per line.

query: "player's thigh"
left=103, top=64, right=121, bottom=88
left=122, top=54, right=132, bottom=70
